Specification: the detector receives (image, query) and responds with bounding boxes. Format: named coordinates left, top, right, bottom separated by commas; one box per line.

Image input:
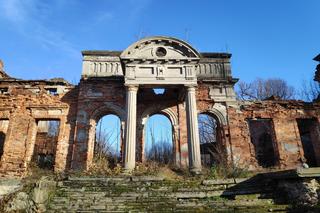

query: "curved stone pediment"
left=120, top=36, right=200, bottom=60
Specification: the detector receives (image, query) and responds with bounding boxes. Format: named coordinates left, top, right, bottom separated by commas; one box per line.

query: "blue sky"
left=0, top=0, right=319, bottom=88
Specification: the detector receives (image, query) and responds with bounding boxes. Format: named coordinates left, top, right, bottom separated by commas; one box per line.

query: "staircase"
left=47, top=176, right=288, bottom=212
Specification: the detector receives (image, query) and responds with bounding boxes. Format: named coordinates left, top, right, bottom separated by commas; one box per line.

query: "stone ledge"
left=202, top=178, right=251, bottom=186
left=262, top=167, right=320, bottom=179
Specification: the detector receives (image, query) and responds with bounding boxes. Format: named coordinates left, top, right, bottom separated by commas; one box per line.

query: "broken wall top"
left=0, top=60, right=11, bottom=79
left=238, top=99, right=320, bottom=111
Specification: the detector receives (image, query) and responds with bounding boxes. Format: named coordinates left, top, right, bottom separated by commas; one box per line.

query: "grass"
left=207, top=164, right=254, bottom=179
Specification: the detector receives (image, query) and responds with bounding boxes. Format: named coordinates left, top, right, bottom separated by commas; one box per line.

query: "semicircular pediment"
left=120, top=36, right=200, bottom=60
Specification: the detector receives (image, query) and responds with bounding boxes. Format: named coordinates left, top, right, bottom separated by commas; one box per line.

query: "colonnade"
left=123, top=85, right=202, bottom=174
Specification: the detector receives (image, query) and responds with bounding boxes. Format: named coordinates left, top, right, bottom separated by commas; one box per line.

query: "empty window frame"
left=296, top=118, right=320, bottom=167
left=248, top=118, right=278, bottom=168
left=32, top=120, right=60, bottom=169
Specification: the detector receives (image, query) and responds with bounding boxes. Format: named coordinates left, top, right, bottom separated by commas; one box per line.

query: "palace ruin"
left=0, top=36, right=319, bottom=176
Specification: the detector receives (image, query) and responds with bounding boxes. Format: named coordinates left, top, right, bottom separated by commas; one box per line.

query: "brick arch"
left=140, top=106, right=178, bottom=127
left=198, top=107, right=230, bottom=167
left=86, top=102, right=125, bottom=169
left=90, top=102, right=126, bottom=122
left=198, top=108, right=227, bottom=127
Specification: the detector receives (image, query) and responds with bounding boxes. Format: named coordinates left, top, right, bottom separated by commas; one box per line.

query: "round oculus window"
left=155, top=47, right=167, bottom=57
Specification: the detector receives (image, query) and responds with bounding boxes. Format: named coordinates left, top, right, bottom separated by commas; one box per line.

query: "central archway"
left=144, top=114, right=173, bottom=164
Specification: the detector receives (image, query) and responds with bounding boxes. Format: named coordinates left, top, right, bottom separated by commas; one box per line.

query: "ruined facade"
left=0, top=36, right=319, bottom=176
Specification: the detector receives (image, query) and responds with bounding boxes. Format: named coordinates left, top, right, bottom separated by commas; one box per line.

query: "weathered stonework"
left=0, top=36, right=319, bottom=176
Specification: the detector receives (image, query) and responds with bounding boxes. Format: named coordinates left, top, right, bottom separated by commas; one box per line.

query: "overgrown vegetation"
left=145, top=141, right=172, bottom=164
left=208, top=164, right=252, bottom=179
left=198, top=113, right=253, bottom=179
left=145, top=115, right=173, bottom=164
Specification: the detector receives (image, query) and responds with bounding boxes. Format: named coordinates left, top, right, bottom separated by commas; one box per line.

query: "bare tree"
left=94, top=128, right=121, bottom=167
left=146, top=140, right=172, bottom=164
left=237, top=78, right=295, bottom=101
left=299, top=79, right=320, bottom=102
left=145, top=125, right=172, bottom=164
left=198, top=114, right=217, bottom=144
left=198, top=114, right=228, bottom=167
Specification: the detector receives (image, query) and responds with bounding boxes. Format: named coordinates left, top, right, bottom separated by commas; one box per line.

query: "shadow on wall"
left=0, top=131, right=5, bottom=160
left=59, top=86, right=79, bottom=170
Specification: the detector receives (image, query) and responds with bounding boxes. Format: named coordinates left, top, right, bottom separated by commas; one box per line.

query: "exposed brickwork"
left=227, top=101, right=320, bottom=170
left=0, top=48, right=319, bottom=177
left=0, top=76, right=77, bottom=176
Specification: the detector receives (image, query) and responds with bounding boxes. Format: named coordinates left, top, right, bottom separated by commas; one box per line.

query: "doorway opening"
left=32, top=120, right=60, bottom=170
left=198, top=113, right=224, bottom=167
left=248, top=118, right=278, bottom=168
left=297, top=118, right=320, bottom=167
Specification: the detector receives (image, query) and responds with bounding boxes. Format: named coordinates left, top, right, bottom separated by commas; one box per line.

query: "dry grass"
left=85, top=158, right=122, bottom=176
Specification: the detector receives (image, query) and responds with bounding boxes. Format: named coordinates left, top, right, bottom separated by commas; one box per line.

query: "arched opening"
left=144, top=114, right=173, bottom=164
left=198, top=113, right=225, bottom=167
left=94, top=114, right=121, bottom=168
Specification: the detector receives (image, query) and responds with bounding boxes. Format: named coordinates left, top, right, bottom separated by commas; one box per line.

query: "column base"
left=122, top=165, right=135, bottom=175
left=189, top=167, right=202, bottom=175
left=121, top=169, right=133, bottom=175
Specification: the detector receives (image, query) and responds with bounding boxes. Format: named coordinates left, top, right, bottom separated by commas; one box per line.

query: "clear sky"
left=0, top=0, right=319, bottom=88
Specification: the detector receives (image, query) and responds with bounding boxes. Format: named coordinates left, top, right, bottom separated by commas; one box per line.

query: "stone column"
left=123, top=85, right=138, bottom=172
left=185, top=86, right=202, bottom=174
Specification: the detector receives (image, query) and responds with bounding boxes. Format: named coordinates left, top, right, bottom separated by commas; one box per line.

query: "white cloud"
left=0, top=0, right=79, bottom=57
left=0, top=0, right=36, bottom=24
left=95, top=12, right=114, bottom=23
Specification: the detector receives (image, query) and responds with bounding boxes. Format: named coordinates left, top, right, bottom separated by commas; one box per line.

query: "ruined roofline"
left=81, top=50, right=231, bottom=59
left=239, top=99, right=320, bottom=108
left=0, top=59, right=73, bottom=86
left=82, top=50, right=122, bottom=57
left=0, top=77, right=73, bottom=86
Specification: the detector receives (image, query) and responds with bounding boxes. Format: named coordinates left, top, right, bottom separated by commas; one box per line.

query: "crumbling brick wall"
left=0, top=75, right=77, bottom=176
left=0, top=52, right=320, bottom=177
left=71, top=78, right=126, bottom=170
left=228, top=101, right=320, bottom=170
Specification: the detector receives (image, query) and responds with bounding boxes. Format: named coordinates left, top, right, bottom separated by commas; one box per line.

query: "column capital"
left=185, top=85, right=196, bottom=92
left=126, top=85, right=139, bottom=92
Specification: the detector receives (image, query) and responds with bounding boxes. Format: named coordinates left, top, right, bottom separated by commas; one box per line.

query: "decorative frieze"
left=197, top=62, right=231, bottom=79
left=82, top=56, right=123, bottom=78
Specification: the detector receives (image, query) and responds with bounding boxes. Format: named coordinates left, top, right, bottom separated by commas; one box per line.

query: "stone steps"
left=47, top=176, right=288, bottom=212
